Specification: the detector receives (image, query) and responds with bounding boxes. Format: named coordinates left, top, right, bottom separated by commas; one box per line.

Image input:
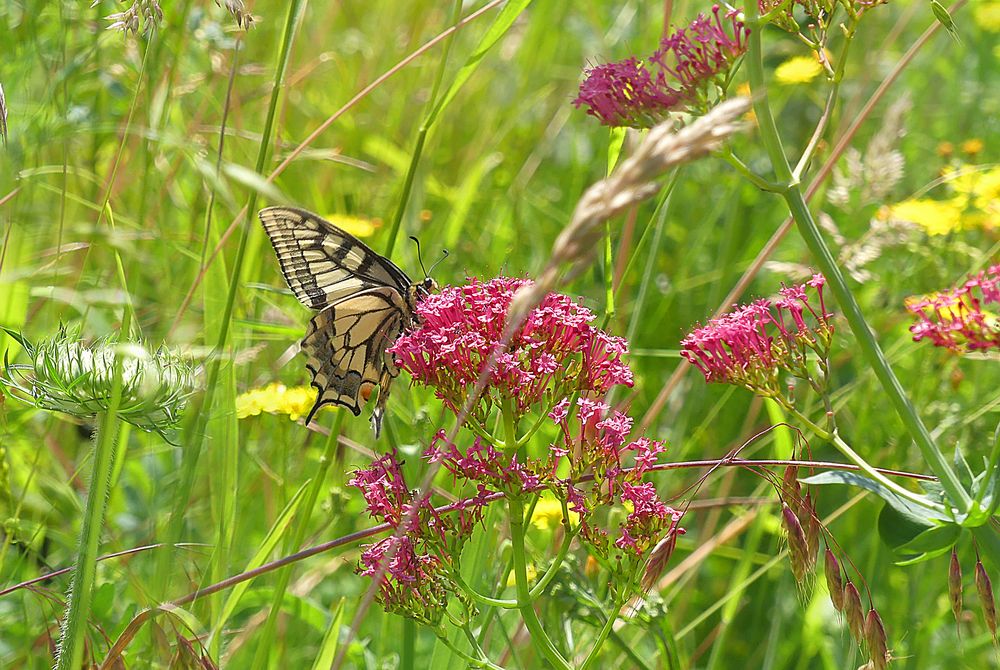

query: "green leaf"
left=954, top=444, right=975, bottom=492
left=607, top=127, right=627, bottom=176
left=310, top=599, right=346, bottom=670
left=895, top=523, right=961, bottom=565
left=930, top=1, right=962, bottom=43
left=877, top=503, right=935, bottom=551
left=801, top=470, right=949, bottom=523
left=206, top=479, right=312, bottom=647
left=425, top=0, right=535, bottom=129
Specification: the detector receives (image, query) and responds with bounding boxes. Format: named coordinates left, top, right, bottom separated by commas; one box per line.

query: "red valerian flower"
left=575, top=5, right=749, bottom=127
left=906, top=265, right=1000, bottom=353
left=680, top=274, right=833, bottom=393
left=389, top=277, right=633, bottom=420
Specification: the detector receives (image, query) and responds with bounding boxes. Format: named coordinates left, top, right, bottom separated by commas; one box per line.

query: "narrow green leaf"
left=802, top=471, right=949, bottom=522
left=425, top=0, right=535, bottom=129
left=206, top=479, right=312, bottom=646
left=606, top=127, right=627, bottom=176
left=896, top=523, right=961, bottom=556
left=930, top=1, right=962, bottom=43
left=310, top=599, right=346, bottom=670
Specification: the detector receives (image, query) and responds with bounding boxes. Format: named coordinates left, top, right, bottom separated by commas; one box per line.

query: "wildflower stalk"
left=507, top=495, right=571, bottom=670
left=742, top=0, right=971, bottom=514
left=580, top=597, right=627, bottom=670
left=54, top=313, right=130, bottom=670
left=786, top=407, right=942, bottom=511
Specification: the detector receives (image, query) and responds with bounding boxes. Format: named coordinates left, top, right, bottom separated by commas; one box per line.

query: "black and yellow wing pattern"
left=258, top=206, right=419, bottom=435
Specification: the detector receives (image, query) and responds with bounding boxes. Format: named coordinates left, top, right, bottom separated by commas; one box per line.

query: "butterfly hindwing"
left=301, top=287, right=407, bottom=425
left=259, top=206, right=411, bottom=310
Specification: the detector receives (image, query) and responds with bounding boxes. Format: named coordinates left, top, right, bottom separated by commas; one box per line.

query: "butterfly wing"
left=259, top=206, right=412, bottom=310
left=301, top=287, right=407, bottom=431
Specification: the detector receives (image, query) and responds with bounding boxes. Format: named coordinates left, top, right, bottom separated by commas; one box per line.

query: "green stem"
left=579, top=598, right=626, bottom=670
left=507, top=496, right=571, bottom=670
left=529, top=522, right=577, bottom=599
left=742, top=0, right=971, bottom=514
left=54, top=312, right=130, bottom=670
left=718, top=149, right=783, bottom=192
left=250, top=413, right=345, bottom=669
left=384, top=0, right=464, bottom=257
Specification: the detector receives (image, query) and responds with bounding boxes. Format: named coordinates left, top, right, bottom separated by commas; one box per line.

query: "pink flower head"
left=390, top=277, right=633, bottom=419
left=681, top=275, right=833, bottom=391
left=615, top=482, right=682, bottom=556
left=575, top=5, right=749, bottom=127
left=906, top=265, right=1000, bottom=353
left=358, top=535, right=450, bottom=625
left=349, top=451, right=412, bottom=528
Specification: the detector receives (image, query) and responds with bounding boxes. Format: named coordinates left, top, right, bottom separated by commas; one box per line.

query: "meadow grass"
left=1, top=1, right=999, bottom=668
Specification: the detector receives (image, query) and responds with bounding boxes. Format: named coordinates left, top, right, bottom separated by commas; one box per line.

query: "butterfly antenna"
left=409, top=235, right=429, bottom=278
left=427, top=248, right=449, bottom=277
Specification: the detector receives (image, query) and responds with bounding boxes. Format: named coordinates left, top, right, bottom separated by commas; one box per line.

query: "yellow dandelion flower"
left=961, top=138, right=985, bottom=157
left=886, top=198, right=965, bottom=236
left=236, top=383, right=320, bottom=421
left=322, top=214, right=379, bottom=237
left=973, top=3, right=1000, bottom=32
left=774, top=56, right=823, bottom=85
left=937, top=141, right=954, bottom=158
left=529, top=493, right=580, bottom=530
left=944, top=165, right=1000, bottom=230
left=735, top=82, right=757, bottom=125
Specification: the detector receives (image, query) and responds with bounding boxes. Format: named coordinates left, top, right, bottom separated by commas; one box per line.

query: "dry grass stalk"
left=0, top=82, right=7, bottom=147
left=507, top=98, right=750, bottom=327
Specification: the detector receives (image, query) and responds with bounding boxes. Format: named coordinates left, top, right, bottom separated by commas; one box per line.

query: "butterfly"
left=258, top=206, right=437, bottom=436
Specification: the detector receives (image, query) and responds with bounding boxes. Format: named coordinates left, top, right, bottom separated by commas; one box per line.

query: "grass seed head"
left=864, top=608, right=890, bottom=670
left=975, top=559, right=997, bottom=637
left=843, top=580, right=865, bottom=643
left=781, top=503, right=810, bottom=582
left=825, top=549, right=844, bottom=612
left=949, top=549, right=963, bottom=625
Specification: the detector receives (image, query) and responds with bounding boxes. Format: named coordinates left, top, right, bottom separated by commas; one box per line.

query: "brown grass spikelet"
left=782, top=464, right=801, bottom=511
left=843, top=580, right=865, bottom=643
left=217, top=0, right=255, bottom=30
left=642, top=526, right=684, bottom=590
left=864, top=608, right=890, bottom=670
left=781, top=503, right=810, bottom=582
left=975, top=558, right=997, bottom=638
left=825, top=549, right=844, bottom=612
left=949, top=549, right=963, bottom=627
left=507, top=98, right=750, bottom=327
left=802, top=493, right=820, bottom=570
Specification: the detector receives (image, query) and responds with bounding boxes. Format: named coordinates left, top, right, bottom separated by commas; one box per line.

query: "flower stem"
left=742, top=0, right=971, bottom=514
left=54, top=313, right=130, bottom=669
left=507, top=496, right=572, bottom=670
left=579, top=598, right=626, bottom=670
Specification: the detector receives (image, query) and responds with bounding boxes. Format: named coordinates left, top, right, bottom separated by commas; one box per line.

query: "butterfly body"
left=259, top=206, right=433, bottom=435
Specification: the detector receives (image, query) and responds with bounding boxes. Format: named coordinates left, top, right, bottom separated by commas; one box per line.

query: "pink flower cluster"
left=549, top=398, right=678, bottom=557
left=681, top=275, right=833, bottom=391
left=349, top=452, right=486, bottom=623
left=389, top=277, right=633, bottom=419
left=574, top=5, right=749, bottom=127
left=907, top=265, right=1000, bottom=353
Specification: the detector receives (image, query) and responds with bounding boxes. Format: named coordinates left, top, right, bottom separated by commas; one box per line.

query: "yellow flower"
left=236, top=383, right=320, bottom=421
left=945, top=165, right=1000, bottom=230
left=774, top=56, right=823, bottom=85
left=961, top=138, right=985, bottom=157
left=529, top=493, right=580, bottom=530
left=322, top=214, right=379, bottom=237
left=973, top=3, right=1000, bottom=32
left=506, top=563, right=537, bottom=588
left=885, top=198, right=965, bottom=236
left=936, top=141, right=954, bottom=158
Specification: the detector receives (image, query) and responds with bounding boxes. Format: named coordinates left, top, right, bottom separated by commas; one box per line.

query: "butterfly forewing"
left=259, top=206, right=411, bottom=310
left=259, top=207, right=419, bottom=434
